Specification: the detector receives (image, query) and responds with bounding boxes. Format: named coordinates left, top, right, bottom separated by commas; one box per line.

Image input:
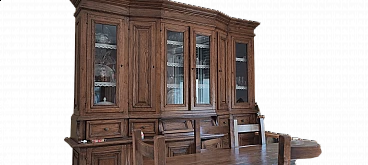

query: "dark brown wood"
left=161, top=23, right=190, bottom=112
left=86, top=119, right=126, bottom=140
left=200, top=118, right=230, bottom=152
left=217, top=31, right=230, bottom=111
left=132, top=130, right=166, bottom=165
left=190, top=27, right=217, bottom=111
left=278, top=134, right=291, bottom=165
left=256, top=131, right=280, bottom=144
left=86, top=13, right=128, bottom=114
left=194, top=119, right=201, bottom=153
left=129, top=20, right=157, bottom=113
left=129, top=119, right=159, bottom=136
left=65, top=0, right=321, bottom=164
left=230, top=36, right=254, bottom=109
left=87, top=145, right=125, bottom=165
left=144, top=141, right=321, bottom=165
left=217, top=115, right=230, bottom=148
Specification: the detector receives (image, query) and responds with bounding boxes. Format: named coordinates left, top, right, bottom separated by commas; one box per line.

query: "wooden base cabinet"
left=66, top=0, right=261, bottom=164
left=73, top=145, right=128, bottom=165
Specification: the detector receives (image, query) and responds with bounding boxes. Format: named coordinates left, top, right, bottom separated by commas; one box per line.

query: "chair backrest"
left=278, top=134, right=291, bottom=165
left=132, top=130, right=166, bottom=165
left=200, top=125, right=229, bottom=150
left=233, top=115, right=265, bottom=147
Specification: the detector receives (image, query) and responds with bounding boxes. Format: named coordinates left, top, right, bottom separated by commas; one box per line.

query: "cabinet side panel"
left=74, top=18, right=81, bottom=115
left=76, top=11, right=88, bottom=115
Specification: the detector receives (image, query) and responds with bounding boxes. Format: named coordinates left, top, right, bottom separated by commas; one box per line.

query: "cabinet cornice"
left=70, top=0, right=260, bottom=31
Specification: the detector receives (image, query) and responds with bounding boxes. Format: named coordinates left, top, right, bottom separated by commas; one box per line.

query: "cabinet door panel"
left=191, top=28, right=216, bottom=110
left=163, top=24, right=190, bottom=111
left=166, top=141, right=195, bottom=157
left=88, top=145, right=124, bottom=165
left=230, top=36, right=255, bottom=109
left=86, top=14, right=128, bottom=113
left=129, top=21, right=156, bottom=112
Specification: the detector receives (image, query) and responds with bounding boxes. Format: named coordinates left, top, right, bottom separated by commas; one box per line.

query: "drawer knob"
left=104, top=128, right=109, bottom=131
left=223, top=121, right=227, bottom=124
left=140, top=126, right=146, bottom=129
left=241, top=119, right=245, bottom=122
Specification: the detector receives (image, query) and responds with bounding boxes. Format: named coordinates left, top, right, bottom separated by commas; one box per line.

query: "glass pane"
left=235, top=43, right=248, bottom=103
left=166, top=31, right=184, bottom=104
left=94, top=24, right=117, bottom=106
left=196, top=35, right=210, bottom=104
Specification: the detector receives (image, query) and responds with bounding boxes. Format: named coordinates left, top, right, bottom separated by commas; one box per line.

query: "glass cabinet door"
left=166, top=31, right=185, bottom=105
left=234, top=43, right=248, bottom=103
left=94, top=24, right=117, bottom=106
left=195, top=35, right=211, bottom=105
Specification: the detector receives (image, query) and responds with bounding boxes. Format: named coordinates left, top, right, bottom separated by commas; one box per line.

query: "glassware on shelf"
left=166, top=30, right=184, bottom=105
left=94, top=23, right=117, bottom=106
left=235, top=42, right=248, bottom=103
left=236, top=77, right=247, bottom=86
left=95, top=24, right=117, bottom=44
left=95, top=33, right=111, bottom=44
left=95, top=97, right=114, bottom=105
left=195, top=34, right=210, bottom=104
left=94, top=64, right=114, bottom=82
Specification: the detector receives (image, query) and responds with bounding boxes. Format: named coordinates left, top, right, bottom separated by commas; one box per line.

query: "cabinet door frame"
left=190, top=27, right=217, bottom=111
left=86, top=13, right=128, bottom=114
left=230, top=36, right=255, bottom=109
left=162, top=23, right=190, bottom=111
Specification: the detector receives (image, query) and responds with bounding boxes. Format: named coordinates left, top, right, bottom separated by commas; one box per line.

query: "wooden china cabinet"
left=65, top=0, right=261, bottom=164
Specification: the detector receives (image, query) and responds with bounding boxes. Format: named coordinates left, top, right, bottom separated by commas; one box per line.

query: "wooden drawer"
left=235, top=114, right=257, bottom=125
left=129, top=119, right=158, bottom=136
left=86, top=119, right=126, bottom=140
left=218, top=115, right=229, bottom=126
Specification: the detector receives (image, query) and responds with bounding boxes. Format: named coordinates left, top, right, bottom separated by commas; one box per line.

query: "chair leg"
left=278, top=134, right=291, bottom=165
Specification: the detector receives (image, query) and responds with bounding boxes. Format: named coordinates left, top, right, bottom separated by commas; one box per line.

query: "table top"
left=145, top=141, right=321, bottom=165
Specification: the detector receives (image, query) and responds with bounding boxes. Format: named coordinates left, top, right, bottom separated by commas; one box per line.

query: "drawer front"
left=218, top=118, right=229, bottom=126
left=86, top=119, right=125, bottom=140
left=129, top=119, right=158, bottom=136
left=235, top=114, right=257, bottom=125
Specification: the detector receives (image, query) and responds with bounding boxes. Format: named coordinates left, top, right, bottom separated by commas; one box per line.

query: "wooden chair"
left=278, top=134, right=291, bottom=165
left=192, top=119, right=230, bottom=153
left=200, top=125, right=229, bottom=150
left=132, top=129, right=166, bottom=165
left=233, top=115, right=266, bottom=147
left=255, top=131, right=280, bottom=144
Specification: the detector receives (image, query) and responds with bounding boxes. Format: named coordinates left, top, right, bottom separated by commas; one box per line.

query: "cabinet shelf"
left=95, top=82, right=116, bottom=87
left=196, top=65, right=210, bottom=69
left=167, top=63, right=209, bottom=69
left=167, top=40, right=209, bottom=48
left=235, top=58, right=247, bottom=62
left=95, top=43, right=117, bottom=50
left=167, top=84, right=209, bottom=89
left=236, top=85, right=247, bottom=90
left=197, top=84, right=209, bottom=89
left=167, top=84, right=181, bottom=89
left=167, top=62, right=184, bottom=67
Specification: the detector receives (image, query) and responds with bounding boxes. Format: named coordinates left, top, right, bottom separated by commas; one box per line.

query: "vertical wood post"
left=278, top=134, right=291, bottom=165
left=194, top=119, right=201, bottom=153
left=154, top=136, right=166, bottom=165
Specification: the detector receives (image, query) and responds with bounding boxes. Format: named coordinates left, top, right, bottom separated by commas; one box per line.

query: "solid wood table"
left=145, top=140, right=321, bottom=165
